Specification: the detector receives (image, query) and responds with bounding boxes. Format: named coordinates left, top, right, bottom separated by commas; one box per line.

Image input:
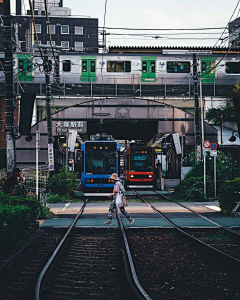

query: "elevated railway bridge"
left=15, top=97, right=217, bottom=169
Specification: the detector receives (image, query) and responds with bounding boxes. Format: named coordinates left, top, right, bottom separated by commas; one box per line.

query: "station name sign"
left=53, top=120, right=87, bottom=134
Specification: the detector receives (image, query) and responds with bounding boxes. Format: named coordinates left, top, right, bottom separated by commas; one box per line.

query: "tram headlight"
left=149, top=175, right=153, bottom=178
left=130, top=175, right=134, bottom=178
left=86, top=179, right=94, bottom=183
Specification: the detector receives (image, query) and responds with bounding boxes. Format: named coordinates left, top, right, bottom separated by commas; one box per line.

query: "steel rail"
left=35, top=199, right=89, bottom=300
left=133, top=190, right=240, bottom=265
left=116, top=208, right=152, bottom=300
left=155, top=191, right=240, bottom=238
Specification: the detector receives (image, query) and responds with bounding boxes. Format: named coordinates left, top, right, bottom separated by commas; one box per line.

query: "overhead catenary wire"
left=27, top=0, right=45, bottom=64
left=12, top=39, right=64, bottom=94
left=43, top=0, right=58, bottom=68
left=213, top=0, right=240, bottom=49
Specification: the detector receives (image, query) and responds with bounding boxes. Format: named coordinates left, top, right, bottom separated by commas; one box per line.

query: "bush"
left=175, top=176, right=214, bottom=201
left=184, top=151, right=240, bottom=185
left=0, top=204, right=37, bottom=251
left=175, top=151, right=240, bottom=202
left=47, top=167, right=78, bottom=198
left=219, top=178, right=240, bottom=214
left=47, top=194, right=68, bottom=203
left=0, top=191, right=50, bottom=251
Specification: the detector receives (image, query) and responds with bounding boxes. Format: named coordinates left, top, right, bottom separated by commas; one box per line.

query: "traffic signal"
left=19, top=93, right=36, bottom=136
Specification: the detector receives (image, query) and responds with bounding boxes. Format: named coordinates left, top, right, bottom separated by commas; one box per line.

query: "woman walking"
left=105, top=173, right=134, bottom=225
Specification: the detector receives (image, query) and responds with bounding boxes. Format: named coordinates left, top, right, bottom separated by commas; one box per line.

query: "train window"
left=150, top=61, right=155, bottom=73
left=130, top=149, right=153, bottom=172
left=82, top=60, right=87, bottom=72
left=226, top=62, right=240, bottom=74
left=63, top=60, right=71, bottom=72
left=142, top=61, right=147, bottom=73
left=19, top=60, right=24, bottom=73
left=201, top=62, right=207, bottom=73
left=91, top=61, right=96, bottom=72
left=0, top=58, right=4, bottom=71
left=167, top=61, right=191, bottom=73
left=27, top=60, right=33, bottom=73
left=85, top=143, right=117, bottom=174
left=107, top=61, right=131, bottom=72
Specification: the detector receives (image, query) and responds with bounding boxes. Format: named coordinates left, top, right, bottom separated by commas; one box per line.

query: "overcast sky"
left=15, top=0, right=240, bottom=47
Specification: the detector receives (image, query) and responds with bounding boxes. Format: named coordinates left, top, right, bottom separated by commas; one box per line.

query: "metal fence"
left=0, top=166, right=49, bottom=191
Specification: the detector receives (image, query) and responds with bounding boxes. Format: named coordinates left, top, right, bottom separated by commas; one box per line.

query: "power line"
left=101, top=26, right=226, bottom=31
left=213, top=0, right=240, bottom=48
left=43, top=0, right=58, bottom=68
left=27, top=0, right=44, bottom=62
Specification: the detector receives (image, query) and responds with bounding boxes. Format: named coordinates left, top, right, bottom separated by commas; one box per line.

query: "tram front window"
left=85, top=151, right=116, bottom=174
left=130, top=150, right=152, bottom=172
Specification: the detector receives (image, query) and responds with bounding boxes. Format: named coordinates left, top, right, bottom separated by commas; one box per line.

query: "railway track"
left=3, top=199, right=151, bottom=300
left=35, top=199, right=151, bottom=300
left=133, top=190, right=240, bottom=263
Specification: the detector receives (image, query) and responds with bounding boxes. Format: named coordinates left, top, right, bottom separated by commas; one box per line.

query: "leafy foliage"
left=175, top=151, right=240, bottom=201
left=0, top=204, right=35, bottom=251
left=182, top=151, right=195, bottom=167
left=205, top=100, right=236, bottom=124
left=184, top=151, right=240, bottom=184
left=205, top=82, right=240, bottom=125
left=47, top=194, right=68, bottom=203
left=175, top=176, right=214, bottom=201
left=219, top=178, right=240, bottom=214
left=47, top=167, right=78, bottom=198
left=0, top=191, right=49, bottom=251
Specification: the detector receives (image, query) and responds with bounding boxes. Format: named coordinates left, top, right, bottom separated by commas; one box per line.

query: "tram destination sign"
left=53, top=120, right=87, bottom=134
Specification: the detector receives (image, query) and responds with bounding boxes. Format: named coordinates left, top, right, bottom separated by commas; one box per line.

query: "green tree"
left=48, top=167, right=78, bottom=198
left=175, top=151, right=240, bottom=201
left=205, top=100, right=236, bottom=124
left=205, top=82, right=240, bottom=125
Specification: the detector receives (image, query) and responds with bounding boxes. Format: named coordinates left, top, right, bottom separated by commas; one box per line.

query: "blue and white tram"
left=81, top=134, right=121, bottom=194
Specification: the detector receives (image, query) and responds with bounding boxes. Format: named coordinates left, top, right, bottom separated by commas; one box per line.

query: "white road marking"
left=205, top=205, right=221, bottom=212
left=61, top=203, right=71, bottom=211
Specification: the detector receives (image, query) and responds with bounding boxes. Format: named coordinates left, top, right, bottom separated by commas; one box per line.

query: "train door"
left=141, top=57, right=156, bottom=82
left=201, top=57, right=216, bottom=83
left=81, top=57, right=96, bottom=82
left=18, top=54, right=34, bottom=82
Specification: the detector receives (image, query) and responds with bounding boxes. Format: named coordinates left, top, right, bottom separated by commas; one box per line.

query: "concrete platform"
left=43, top=201, right=240, bottom=229
left=75, top=190, right=172, bottom=197
left=40, top=217, right=240, bottom=229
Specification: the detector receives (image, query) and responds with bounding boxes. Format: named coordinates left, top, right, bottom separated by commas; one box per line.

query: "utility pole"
left=3, top=0, right=15, bottom=174
left=43, top=49, right=54, bottom=177
left=193, top=54, right=201, bottom=162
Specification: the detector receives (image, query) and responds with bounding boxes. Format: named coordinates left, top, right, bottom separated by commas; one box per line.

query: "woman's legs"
left=119, top=206, right=131, bottom=220
left=107, top=200, right=116, bottom=221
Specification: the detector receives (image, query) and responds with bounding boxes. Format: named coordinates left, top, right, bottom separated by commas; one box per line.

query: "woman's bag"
left=115, top=192, right=123, bottom=207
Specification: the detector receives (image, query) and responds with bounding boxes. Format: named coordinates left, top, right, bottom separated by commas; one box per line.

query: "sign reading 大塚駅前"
left=53, top=121, right=87, bottom=134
